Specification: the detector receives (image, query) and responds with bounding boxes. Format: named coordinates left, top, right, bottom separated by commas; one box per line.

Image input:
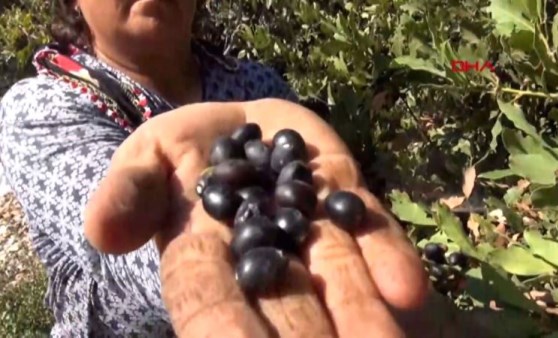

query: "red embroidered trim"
left=33, top=45, right=154, bottom=133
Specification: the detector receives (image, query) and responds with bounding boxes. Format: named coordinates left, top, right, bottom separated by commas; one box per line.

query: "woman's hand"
left=84, top=99, right=428, bottom=337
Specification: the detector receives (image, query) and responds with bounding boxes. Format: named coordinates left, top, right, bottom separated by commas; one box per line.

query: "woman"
left=0, top=0, right=427, bottom=337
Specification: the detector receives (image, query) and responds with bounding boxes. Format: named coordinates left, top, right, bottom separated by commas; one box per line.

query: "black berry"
left=231, top=216, right=283, bottom=257
left=255, top=168, right=277, bottom=192
left=231, top=123, right=262, bottom=145
left=199, top=124, right=322, bottom=294
left=324, top=191, right=366, bottom=230
left=449, top=30, right=461, bottom=43
left=275, top=181, right=317, bottom=217
left=423, top=243, right=447, bottom=264
left=429, top=264, right=445, bottom=281
left=196, top=168, right=214, bottom=197
left=411, top=12, right=423, bottom=21
left=235, top=247, right=288, bottom=295
left=236, top=186, right=268, bottom=201
left=274, top=208, right=311, bottom=245
left=234, top=196, right=273, bottom=225
left=244, top=140, right=271, bottom=169
left=201, top=183, right=242, bottom=221
left=276, top=160, right=313, bottom=186
left=209, top=136, right=243, bottom=165
left=270, top=129, right=308, bottom=173
left=211, top=159, right=258, bottom=189
left=272, top=129, right=305, bottom=149
left=447, top=252, right=468, bottom=269
left=270, top=142, right=307, bottom=173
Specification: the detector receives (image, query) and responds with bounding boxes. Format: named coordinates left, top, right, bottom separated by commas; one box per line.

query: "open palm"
left=84, top=98, right=428, bottom=337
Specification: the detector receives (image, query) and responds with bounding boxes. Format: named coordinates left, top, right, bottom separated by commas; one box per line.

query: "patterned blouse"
left=0, top=43, right=297, bottom=337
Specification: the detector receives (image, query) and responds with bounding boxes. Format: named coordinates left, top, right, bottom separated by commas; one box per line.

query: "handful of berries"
left=196, top=123, right=366, bottom=296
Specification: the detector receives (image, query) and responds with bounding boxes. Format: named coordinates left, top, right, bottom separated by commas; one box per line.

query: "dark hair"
left=49, top=0, right=92, bottom=51
left=49, top=0, right=206, bottom=53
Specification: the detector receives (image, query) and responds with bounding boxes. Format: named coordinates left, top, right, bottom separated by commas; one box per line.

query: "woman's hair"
left=49, top=0, right=207, bottom=52
left=49, top=0, right=91, bottom=51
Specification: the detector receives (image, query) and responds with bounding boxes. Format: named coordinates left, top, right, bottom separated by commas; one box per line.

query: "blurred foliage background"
left=2, top=0, right=558, bottom=336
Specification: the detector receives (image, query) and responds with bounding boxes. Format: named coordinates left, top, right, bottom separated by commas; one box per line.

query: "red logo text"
left=451, top=60, right=495, bottom=73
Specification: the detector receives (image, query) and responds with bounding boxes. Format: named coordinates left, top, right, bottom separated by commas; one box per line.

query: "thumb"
left=84, top=149, right=170, bottom=255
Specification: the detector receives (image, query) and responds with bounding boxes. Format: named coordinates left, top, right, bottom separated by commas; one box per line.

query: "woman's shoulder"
left=1, top=75, right=95, bottom=121
left=205, top=58, right=298, bottom=102
left=235, top=59, right=298, bottom=101
left=195, top=42, right=267, bottom=75
left=194, top=41, right=298, bottom=102
left=236, top=58, right=282, bottom=79
left=3, top=75, right=54, bottom=97
left=3, top=75, right=77, bottom=106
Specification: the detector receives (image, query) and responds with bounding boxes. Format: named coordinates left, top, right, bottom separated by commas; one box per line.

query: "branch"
left=415, top=83, right=558, bottom=101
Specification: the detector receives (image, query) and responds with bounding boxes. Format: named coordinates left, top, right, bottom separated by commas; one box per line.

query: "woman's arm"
left=0, top=77, right=169, bottom=319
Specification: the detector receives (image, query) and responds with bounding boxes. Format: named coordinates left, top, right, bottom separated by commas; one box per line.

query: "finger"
left=304, top=218, right=404, bottom=338
left=355, top=188, right=428, bottom=309
left=256, top=259, right=335, bottom=338
left=84, top=156, right=170, bottom=254
left=160, top=232, right=271, bottom=338
left=166, top=197, right=336, bottom=338
left=311, top=155, right=428, bottom=310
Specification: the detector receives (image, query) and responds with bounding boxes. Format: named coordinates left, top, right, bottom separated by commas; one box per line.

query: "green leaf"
left=503, top=186, right=523, bottom=206
left=457, top=42, right=498, bottom=83
left=439, top=40, right=468, bottom=85
left=462, top=268, right=541, bottom=331
left=476, top=242, right=496, bottom=257
left=531, top=185, right=558, bottom=208
left=501, top=128, right=546, bottom=155
left=390, top=56, right=446, bottom=78
left=509, top=153, right=558, bottom=185
left=417, top=231, right=461, bottom=252
left=253, top=27, right=271, bottom=49
left=553, top=14, right=558, bottom=51
left=321, top=40, right=352, bottom=56
left=488, top=0, right=535, bottom=37
left=389, top=191, right=436, bottom=226
left=476, top=116, right=503, bottom=165
left=497, top=100, right=543, bottom=143
left=433, top=203, right=480, bottom=259
left=534, top=22, right=558, bottom=65
left=480, top=262, right=541, bottom=312
left=319, top=21, right=339, bottom=36
left=464, top=267, right=502, bottom=306
left=488, top=246, right=556, bottom=276
left=478, top=169, right=516, bottom=180
left=487, top=197, right=524, bottom=232
left=501, top=129, right=558, bottom=176
left=508, top=29, right=536, bottom=54
left=481, top=307, right=543, bottom=337
left=524, top=230, right=558, bottom=266
left=391, top=24, right=405, bottom=57
left=331, top=55, right=349, bottom=77
left=521, top=0, right=542, bottom=22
